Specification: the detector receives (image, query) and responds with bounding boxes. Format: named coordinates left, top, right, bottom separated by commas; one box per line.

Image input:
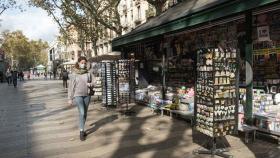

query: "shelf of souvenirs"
left=252, top=40, right=280, bottom=51
left=240, top=79, right=280, bottom=87
left=254, top=111, right=280, bottom=136
left=253, top=48, right=280, bottom=55
left=168, top=67, right=194, bottom=71
left=135, top=85, right=194, bottom=110
left=252, top=75, right=280, bottom=81
left=167, top=82, right=194, bottom=89
left=238, top=105, right=280, bottom=136
left=253, top=66, right=280, bottom=72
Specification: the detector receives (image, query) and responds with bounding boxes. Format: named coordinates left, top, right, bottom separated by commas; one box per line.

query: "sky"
left=0, top=0, right=59, bottom=43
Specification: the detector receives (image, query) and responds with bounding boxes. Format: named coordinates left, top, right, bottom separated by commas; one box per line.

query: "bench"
left=161, top=107, right=194, bottom=126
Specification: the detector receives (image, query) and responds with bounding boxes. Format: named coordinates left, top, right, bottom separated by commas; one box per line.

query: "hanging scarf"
left=74, top=68, right=88, bottom=75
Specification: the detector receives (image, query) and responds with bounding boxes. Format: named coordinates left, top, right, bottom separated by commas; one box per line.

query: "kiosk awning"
left=112, top=0, right=279, bottom=50
left=88, top=52, right=121, bottom=62
left=62, top=61, right=76, bottom=65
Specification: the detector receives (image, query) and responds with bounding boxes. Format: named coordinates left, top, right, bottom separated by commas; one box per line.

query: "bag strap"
left=73, top=74, right=77, bottom=90
left=87, top=73, right=92, bottom=83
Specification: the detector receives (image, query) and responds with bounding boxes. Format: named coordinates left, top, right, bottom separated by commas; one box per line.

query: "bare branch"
left=0, top=8, right=7, bottom=15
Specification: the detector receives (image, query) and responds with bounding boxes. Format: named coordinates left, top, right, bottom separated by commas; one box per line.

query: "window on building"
left=104, top=44, right=108, bottom=54
left=49, top=49, right=53, bottom=61
left=131, top=11, right=133, bottom=22
left=108, top=44, right=111, bottom=53
left=71, top=51, right=75, bottom=60
left=137, top=6, right=141, bottom=20
left=125, top=14, right=127, bottom=24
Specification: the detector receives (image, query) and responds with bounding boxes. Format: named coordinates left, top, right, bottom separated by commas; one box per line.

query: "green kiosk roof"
left=112, top=0, right=279, bottom=50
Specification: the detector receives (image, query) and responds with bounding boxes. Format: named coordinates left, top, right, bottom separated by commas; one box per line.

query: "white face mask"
left=79, top=63, right=86, bottom=69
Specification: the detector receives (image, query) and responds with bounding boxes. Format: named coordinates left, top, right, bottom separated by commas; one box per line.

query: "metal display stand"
left=193, top=47, right=238, bottom=158
left=101, top=60, right=117, bottom=107
left=117, top=59, right=136, bottom=115
left=193, top=137, right=232, bottom=158
left=91, top=62, right=102, bottom=101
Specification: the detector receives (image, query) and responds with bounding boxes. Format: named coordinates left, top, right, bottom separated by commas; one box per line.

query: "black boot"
left=80, top=131, right=86, bottom=141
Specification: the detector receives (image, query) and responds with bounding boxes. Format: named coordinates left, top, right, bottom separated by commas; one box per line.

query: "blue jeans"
left=74, top=96, right=91, bottom=131
left=7, top=76, right=12, bottom=85
left=13, top=78, right=17, bottom=87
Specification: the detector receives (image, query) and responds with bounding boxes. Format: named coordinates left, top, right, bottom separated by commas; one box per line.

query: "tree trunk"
left=92, top=40, right=98, bottom=57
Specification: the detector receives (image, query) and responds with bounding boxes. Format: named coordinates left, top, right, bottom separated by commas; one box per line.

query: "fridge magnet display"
left=194, top=46, right=238, bottom=158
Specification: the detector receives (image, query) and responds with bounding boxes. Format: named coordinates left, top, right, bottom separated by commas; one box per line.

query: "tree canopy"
left=29, top=0, right=122, bottom=56
left=1, top=31, right=48, bottom=70
left=0, top=0, right=22, bottom=15
left=146, top=0, right=168, bottom=16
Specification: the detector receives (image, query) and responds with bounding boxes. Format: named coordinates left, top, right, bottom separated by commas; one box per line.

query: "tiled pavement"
left=0, top=80, right=280, bottom=158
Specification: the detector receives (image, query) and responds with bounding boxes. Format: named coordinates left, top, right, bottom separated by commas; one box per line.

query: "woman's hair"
left=75, top=56, right=87, bottom=69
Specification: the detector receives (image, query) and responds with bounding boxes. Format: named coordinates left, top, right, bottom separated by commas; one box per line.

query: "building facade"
left=53, top=0, right=181, bottom=60
left=48, top=25, right=89, bottom=72
left=95, top=0, right=181, bottom=56
left=96, top=0, right=151, bottom=56
left=119, top=0, right=150, bottom=35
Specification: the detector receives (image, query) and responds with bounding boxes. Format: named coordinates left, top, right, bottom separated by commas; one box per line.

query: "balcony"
left=123, top=5, right=127, bottom=14
left=135, top=0, right=141, bottom=6
left=134, top=18, right=142, bottom=25
left=122, top=23, right=129, bottom=30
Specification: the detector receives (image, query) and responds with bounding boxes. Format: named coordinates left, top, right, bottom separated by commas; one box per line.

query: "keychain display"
left=101, top=61, right=117, bottom=106
left=91, top=62, right=102, bottom=98
left=195, top=47, right=238, bottom=137
left=118, top=59, right=135, bottom=104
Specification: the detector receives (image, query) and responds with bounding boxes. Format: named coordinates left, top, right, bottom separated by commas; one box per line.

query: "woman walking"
left=68, top=57, right=94, bottom=141
left=6, top=68, right=12, bottom=85
left=11, top=70, right=18, bottom=88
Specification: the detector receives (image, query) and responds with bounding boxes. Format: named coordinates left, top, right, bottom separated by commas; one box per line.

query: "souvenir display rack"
left=91, top=62, right=102, bottom=100
left=101, top=60, right=117, bottom=106
left=117, top=59, right=135, bottom=104
left=195, top=47, right=238, bottom=137
left=194, top=47, right=238, bottom=157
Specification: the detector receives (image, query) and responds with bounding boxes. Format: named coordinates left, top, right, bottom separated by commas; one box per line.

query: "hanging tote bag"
left=87, top=73, right=95, bottom=96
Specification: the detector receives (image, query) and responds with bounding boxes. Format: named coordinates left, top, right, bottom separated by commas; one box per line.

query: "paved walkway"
left=0, top=80, right=280, bottom=158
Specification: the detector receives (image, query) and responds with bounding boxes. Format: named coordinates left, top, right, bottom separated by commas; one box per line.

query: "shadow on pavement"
left=110, top=105, right=190, bottom=158
left=191, top=127, right=280, bottom=158
left=242, top=134, right=280, bottom=158
left=29, top=105, right=75, bottom=121
left=86, top=114, right=119, bottom=136
left=192, top=129, right=231, bottom=150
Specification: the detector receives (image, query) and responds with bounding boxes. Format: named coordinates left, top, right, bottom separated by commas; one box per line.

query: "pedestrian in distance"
left=62, top=70, right=69, bottom=89
left=53, top=72, right=57, bottom=80
left=27, top=71, right=31, bottom=80
left=21, top=71, right=24, bottom=81
left=68, top=56, right=94, bottom=141
left=11, top=70, right=18, bottom=88
left=5, top=68, right=12, bottom=85
left=19, top=71, right=24, bottom=81
left=0, top=71, right=3, bottom=83
left=44, top=72, right=47, bottom=80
